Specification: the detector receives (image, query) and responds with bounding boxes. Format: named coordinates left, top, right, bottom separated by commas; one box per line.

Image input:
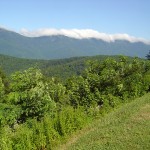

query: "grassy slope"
left=56, top=93, right=150, bottom=150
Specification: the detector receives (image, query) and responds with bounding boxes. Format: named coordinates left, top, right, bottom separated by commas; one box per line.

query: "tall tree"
left=8, top=68, right=55, bottom=122
left=146, top=50, right=150, bottom=60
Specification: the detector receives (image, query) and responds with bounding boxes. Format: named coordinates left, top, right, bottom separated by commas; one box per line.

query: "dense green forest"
left=0, top=56, right=150, bottom=149
left=0, top=54, right=126, bottom=79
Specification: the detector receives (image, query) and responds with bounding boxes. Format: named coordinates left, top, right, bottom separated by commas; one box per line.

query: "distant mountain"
left=0, top=28, right=149, bottom=59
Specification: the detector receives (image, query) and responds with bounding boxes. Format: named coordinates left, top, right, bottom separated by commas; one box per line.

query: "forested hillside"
left=0, top=54, right=123, bottom=79
left=0, top=56, right=150, bottom=149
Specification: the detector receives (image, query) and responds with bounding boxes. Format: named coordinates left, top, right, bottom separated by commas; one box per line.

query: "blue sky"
left=0, top=0, right=150, bottom=39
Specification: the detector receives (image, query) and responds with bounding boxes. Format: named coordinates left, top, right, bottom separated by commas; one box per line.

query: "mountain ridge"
left=0, top=28, right=149, bottom=59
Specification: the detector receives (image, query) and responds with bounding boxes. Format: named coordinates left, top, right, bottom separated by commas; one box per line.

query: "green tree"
left=146, top=50, right=150, bottom=60
left=8, top=68, right=55, bottom=122
left=81, top=56, right=150, bottom=103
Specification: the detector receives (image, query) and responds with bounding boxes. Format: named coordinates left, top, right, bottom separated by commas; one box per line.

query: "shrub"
left=55, top=106, right=88, bottom=136
left=8, top=68, right=56, bottom=122
left=0, top=126, right=13, bottom=150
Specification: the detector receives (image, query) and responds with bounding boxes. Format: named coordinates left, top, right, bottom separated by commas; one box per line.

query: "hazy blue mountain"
left=0, top=28, right=149, bottom=59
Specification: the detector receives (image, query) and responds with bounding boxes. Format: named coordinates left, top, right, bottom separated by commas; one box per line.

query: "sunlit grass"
left=57, top=93, right=150, bottom=150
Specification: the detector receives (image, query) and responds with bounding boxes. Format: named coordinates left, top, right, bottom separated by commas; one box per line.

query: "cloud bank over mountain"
left=20, top=28, right=150, bottom=45
left=0, top=26, right=150, bottom=59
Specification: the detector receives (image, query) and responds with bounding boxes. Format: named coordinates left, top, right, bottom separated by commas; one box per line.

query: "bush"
left=0, top=126, right=13, bottom=150
left=55, top=106, right=88, bottom=136
left=8, top=68, right=56, bottom=122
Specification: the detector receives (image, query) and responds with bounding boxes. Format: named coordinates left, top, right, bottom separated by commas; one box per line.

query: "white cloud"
left=19, top=28, right=150, bottom=45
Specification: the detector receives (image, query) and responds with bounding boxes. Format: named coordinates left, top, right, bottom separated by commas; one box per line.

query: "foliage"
left=0, top=77, right=5, bottom=101
left=146, top=50, right=150, bottom=60
left=55, top=106, right=87, bottom=136
left=0, top=103, right=21, bottom=127
left=0, top=126, right=13, bottom=150
left=8, top=68, right=55, bottom=122
left=66, top=76, right=94, bottom=108
left=47, top=77, right=68, bottom=104
left=0, top=54, right=122, bottom=80
left=61, top=93, right=150, bottom=150
left=0, top=56, right=150, bottom=149
left=65, top=57, right=150, bottom=110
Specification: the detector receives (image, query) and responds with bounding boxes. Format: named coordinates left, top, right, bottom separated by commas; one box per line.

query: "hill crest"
left=0, top=28, right=150, bottom=59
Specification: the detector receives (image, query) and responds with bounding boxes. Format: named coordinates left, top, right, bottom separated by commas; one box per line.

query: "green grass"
left=56, top=93, right=150, bottom=150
